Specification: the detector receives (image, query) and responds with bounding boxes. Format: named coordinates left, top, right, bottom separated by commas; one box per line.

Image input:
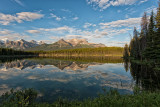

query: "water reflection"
left=0, top=57, right=133, bottom=102
left=129, top=61, right=160, bottom=91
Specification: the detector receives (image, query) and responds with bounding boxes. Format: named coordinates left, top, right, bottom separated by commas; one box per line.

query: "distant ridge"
left=0, top=39, right=45, bottom=50
left=26, top=38, right=106, bottom=51
left=0, top=38, right=106, bottom=51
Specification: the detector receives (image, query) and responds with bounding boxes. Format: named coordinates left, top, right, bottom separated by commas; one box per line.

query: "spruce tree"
left=154, top=2, right=160, bottom=61
left=144, top=11, right=156, bottom=60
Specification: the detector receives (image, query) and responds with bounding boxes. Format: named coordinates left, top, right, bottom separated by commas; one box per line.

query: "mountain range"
left=0, top=39, right=45, bottom=50
left=0, top=38, right=106, bottom=51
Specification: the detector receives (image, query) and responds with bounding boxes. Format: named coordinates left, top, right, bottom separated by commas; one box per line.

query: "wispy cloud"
left=72, top=17, right=79, bottom=20
left=0, top=29, right=29, bottom=40
left=100, top=17, right=141, bottom=28
left=39, top=26, right=74, bottom=32
left=107, top=41, right=129, bottom=46
left=145, top=6, right=157, bottom=14
left=25, top=16, right=142, bottom=46
left=14, top=0, right=24, bottom=7
left=0, top=29, right=12, bottom=35
left=138, top=0, right=148, bottom=5
left=61, top=9, right=71, bottom=13
left=50, top=13, right=61, bottom=21
left=86, top=0, right=147, bottom=11
left=27, top=30, right=40, bottom=34
left=65, top=35, right=84, bottom=39
left=0, top=12, right=44, bottom=25
left=83, top=22, right=96, bottom=28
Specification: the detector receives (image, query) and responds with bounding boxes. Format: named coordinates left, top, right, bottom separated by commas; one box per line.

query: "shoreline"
left=0, top=55, right=38, bottom=57
left=0, top=54, right=123, bottom=58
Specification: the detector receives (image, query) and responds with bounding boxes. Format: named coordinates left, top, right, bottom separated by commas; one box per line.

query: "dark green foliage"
left=129, top=27, right=140, bottom=59
left=0, top=88, right=37, bottom=107
left=153, top=3, right=160, bottom=61
left=0, top=48, right=35, bottom=56
left=144, top=11, right=156, bottom=60
left=1, top=89, right=160, bottom=107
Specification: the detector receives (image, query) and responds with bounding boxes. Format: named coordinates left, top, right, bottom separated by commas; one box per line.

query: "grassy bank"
left=1, top=89, right=160, bottom=107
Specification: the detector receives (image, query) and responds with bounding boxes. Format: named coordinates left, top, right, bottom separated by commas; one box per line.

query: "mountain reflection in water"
left=0, top=57, right=133, bottom=102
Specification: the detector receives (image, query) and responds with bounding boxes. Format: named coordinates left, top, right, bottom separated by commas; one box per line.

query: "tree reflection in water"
left=124, top=60, right=160, bottom=91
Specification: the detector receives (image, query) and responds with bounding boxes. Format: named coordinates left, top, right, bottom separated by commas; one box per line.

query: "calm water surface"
left=0, top=57, right=134, bottom=102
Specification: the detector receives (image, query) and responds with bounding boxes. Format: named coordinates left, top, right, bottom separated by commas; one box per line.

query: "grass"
left=1, top=88, right=160, bottom=107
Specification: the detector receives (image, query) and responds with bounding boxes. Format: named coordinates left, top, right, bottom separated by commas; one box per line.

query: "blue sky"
left=0, top=0, right=158, bottom=46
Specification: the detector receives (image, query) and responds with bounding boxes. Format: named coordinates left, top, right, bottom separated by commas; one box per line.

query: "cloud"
left=0, top=34, right=29, bottom=41
left=83, top=22, right=96, bottom=28
left=101, top=32, right=108, bottom=36
left=100, top=17, right=141, bottom=28
left=14, top=0, right=24, bottom=6
left=0, top=12, right=44, bottom=25
left=50, top=13, right=61, bottom=21
left=27, top=30, right=40, bottom=34
left=65, top=35, right=83, bottom=39
left=61, top=9, right=71, bottom=13
left=138, top=0, right=148, bottom=5
left=86, top=0, right=146, bottom=10
left=145, top=6, right=157, bottom=14
left=0, top=29, right=12, bottom=35
left=94, top=28, right=131, bottom=38
left=39, top=26, right=74, bottom=33
left=26, top=16, right=141, bottom=46
left=72, top=17, right=79, bottom=20
left=0, top=29, right=29, bottom=40
left=107, top=41, right=129, bottom=47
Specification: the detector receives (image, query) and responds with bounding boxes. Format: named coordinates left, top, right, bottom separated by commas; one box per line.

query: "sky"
left=0, top=0, right=158, bottom=47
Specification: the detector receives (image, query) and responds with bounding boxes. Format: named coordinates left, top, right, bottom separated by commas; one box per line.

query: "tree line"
left=0, top=47, right=124, bottom=57
left=37, top=47, right=124, bottom=57
left=0, top=48, right=35, bottom=56
left=124, top=2, right=160, bottom=67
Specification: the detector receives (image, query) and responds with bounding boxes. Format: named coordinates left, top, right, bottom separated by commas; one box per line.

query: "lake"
left=0, top=57, right=134, bottom=102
